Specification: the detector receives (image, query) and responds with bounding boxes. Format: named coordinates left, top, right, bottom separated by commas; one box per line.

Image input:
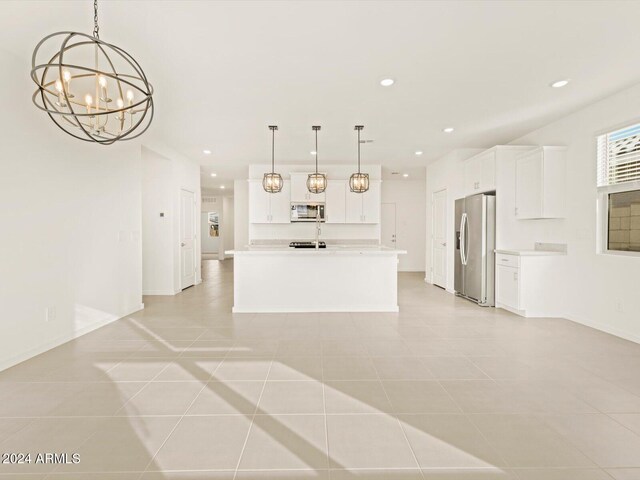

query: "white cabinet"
left=515, top=146, right=567, bottom=219
left=464, top=150, right=496, bottom=195
left=325, top=181, right=346, bottom=224
left=496, top=263, right=519, bottom=310
left=290, top=173, right=326, bottom=203
left=345, top=181, right=381, bottom=224
left=249, top=180, right=291, bottom=224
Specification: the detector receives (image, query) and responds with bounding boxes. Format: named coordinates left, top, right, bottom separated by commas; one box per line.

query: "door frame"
left=431, top=188, right=447, bottom=287
left=180, top=188, right=197, bottom=290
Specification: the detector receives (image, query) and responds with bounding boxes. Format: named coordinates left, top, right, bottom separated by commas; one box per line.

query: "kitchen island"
left=225, top=246, right=407, bottom=313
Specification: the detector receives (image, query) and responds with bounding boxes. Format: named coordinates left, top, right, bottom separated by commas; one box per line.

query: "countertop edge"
left=495, top=249, right=567, bottom=257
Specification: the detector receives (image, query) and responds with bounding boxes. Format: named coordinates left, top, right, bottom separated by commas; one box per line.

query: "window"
left=598, top=122, right=640, bottom=253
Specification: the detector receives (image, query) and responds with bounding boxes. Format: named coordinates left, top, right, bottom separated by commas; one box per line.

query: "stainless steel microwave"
left=290, top=203, right=325, bottom=222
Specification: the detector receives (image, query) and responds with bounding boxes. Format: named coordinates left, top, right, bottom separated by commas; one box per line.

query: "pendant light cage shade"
left=263, top=173, right=283, bottom=193
left=349, top=125, right=369, bottom=193
left=308, top=125, right=327, bottom=194
left=307, top=173, right=327, bottom=194
left=349, top=173, right=370, bottom=193
left=263, top=125, right=283, bottom=193
left=31, top=30, right=154, bottom=145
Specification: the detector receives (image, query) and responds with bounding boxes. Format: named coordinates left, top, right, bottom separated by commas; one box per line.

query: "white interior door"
left=432, top=189, right=447, bottom=288
left=180, top=189, right=196, bottom=290
left=381, top=203, right=396, bottom=248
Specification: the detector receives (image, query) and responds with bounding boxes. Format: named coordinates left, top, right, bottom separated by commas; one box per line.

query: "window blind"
left=597, top=123, right=640, bottom=187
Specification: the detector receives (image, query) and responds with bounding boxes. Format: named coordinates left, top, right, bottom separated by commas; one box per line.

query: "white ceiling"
left=5, top=0, right=640, bottom=194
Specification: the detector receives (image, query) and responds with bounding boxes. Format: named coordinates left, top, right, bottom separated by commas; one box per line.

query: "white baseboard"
left=565, top=314, right=640, bottom=345
left=0, top=303, right=144, bottom=373
left=143, top=289, right=176, bottom=296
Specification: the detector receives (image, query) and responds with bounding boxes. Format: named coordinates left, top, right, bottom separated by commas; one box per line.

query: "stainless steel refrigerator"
left=454, top=193, right=496, bottom=306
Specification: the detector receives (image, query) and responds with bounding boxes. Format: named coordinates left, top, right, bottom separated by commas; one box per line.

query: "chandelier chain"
left=93, top=0, right=100, bottom=38
left=357, top=128, right=361, bottom=173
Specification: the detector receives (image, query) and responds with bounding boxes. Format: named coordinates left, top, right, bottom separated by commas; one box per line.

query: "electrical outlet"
left=46, top=306, right=56, bottom=322
left=615, top=301, right=624, bottom=313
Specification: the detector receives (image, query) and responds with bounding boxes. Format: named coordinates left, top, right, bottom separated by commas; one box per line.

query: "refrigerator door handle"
left=460, top=213, right=467, bottom=266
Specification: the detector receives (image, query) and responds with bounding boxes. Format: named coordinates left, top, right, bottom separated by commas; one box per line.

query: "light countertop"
left=495, top=249, right=566, bottom=256
left=226, top=245, right=407, bottom=255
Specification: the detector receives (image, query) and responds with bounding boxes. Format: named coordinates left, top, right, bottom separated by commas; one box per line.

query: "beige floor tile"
left=50, top=382, right=146, bottom=417
left=180, top=340, right=235, bottom=357
left=372, top=357, right=434, bottom=380
left=238, top=414, right=328, bottom=470
left=105, top=360, right=170, bottom=381
left=258, top=381, right=324, bottom=414
left=421, top=469, right=516, bottom=479
left=54, top=416, right=180, bottom=473
left=186, top=381, right=264, bottom=415
left=212, top=358, right=273, bottom=381
left=324, top=381, right=393, bottom=414
left=382, top=381, right=461, bottom=414
left=326, top=414, right=419, bottom=469
left=276, top=340, right=323, bottom=357
left=237, top=472, right=329, bottom=480
left=469, top=414, right=594, bottom=468
left=610, top=414, right=640, bottom=436
left=322, top=357, right=379, bottom=381
left=268, top=357, right=323, bottom=381
left=440, top=380, right=533, bottom=414
left=0, top=417, right=32, bottom=442
left=331, top=469, right=423, bottom=479
left=153, top=415, right=251, bottom=470
left=117, top=381, right=204, bottom=416
left=421, top=357, right=489, bottom=380
left=153, top=357, right=224, bottom=381
left=140, top=472, right=235, bottom=480
left=515, top=468, right=613, bottom=479
left=545, top=414, right=640, bottom=467
left=399, top=414, right=506, bottom=469
left=606, top=468, right=640, bottom=480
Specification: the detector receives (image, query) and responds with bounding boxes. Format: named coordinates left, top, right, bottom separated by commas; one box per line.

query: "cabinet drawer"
left=496, top=253, right=520, bottom=268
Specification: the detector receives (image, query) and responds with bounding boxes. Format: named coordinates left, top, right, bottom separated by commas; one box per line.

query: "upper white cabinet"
left=290, top=173, right=326, bottom=203
left=464, top=150, right=496, bottom=195
left=515, top=146, right=567, bottom=219
left=249, top=180, right=291, bottom=224
left=325, top=181, right=346, bottom=224
left=346, top=181, right=381, bottom=224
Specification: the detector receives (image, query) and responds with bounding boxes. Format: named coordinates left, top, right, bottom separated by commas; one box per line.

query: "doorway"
left=381, top=203, right=397, bottom=248
left=432, top=189, right=447, bottom=288
left=180, top=189, right=196, bottom=290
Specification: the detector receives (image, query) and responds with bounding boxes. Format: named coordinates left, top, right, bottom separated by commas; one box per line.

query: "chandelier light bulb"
left=62, top=70, right=71, bottom=83
left=55, top=80, right=63, bottom=93
left=116, top=98, right=124, bottom=109
left=85, top=94, right=93, bottom=106
left=98, top=75, right=107, bottom=88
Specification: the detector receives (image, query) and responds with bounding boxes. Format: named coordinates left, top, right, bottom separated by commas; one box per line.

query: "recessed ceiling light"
left=415, top=151, right=423, bottom=156
left=403, top=173, right=409, bottom=178
left=380, top=78, right=394, bottom=87
left=210, top=173, right=217, bottom=177
left=203, top=149, right=211, bottom=155
left=443, top=127, right=454, bottom=133
left=310, top=150, right=317, bottom=155
left=550, top=79, right=570, bottom=88
left=220, top=185, right=225, bottom=189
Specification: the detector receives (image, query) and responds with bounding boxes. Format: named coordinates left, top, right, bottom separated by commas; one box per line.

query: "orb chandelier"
left=30, top=0, right=154, bottom=145
left=349, top=125, right=370, bottom=193
left=307, top=126, right=327, bottom=194
left=263, top=125, right=283, bottom=193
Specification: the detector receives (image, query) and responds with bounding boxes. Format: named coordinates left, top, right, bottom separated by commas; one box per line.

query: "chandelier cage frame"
left=263, top=125, right=284, bottom=193
left=30, top=0, right=154, bottom=145
left=349, top=124, right=370, bottom=193
left=307, top=125, right=327, bottom=194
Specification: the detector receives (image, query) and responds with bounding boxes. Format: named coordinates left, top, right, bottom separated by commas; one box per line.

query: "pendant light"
left=263, top=125, right=283, bottom=193
left=349, top=125, right=370, bottom=193
left=307, top=126, right=327, bottom=194
left=31, top=0, right=154, bottom=145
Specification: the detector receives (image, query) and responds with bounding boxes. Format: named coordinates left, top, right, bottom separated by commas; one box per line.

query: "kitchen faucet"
left=315, top=208, right=321, bottom=249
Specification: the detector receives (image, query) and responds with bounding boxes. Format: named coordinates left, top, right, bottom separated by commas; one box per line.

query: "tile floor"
left=1, top=259, right=640, bottom=479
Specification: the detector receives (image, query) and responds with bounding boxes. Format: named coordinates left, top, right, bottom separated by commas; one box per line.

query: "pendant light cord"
left=93, top=0, right=100, bottom=38
left=357, top=128, right=361, bottom=174
left=271, top=127, right=275, bottom=174
left=315, top=128, right=318, bottom=174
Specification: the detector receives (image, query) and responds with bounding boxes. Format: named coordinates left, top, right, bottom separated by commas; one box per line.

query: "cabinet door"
left=361, top=181, right=381, bottom=223
left=249, top=181, right=271, bottom=223
left=268, top=180, right=291, bottom=224
left=290, top=174, right=309, bottom=203
left=325, top=181, right=346, bottom=224
left=496, top=264, right=519, bottom=309
left=464, top=156, right=482, bottom=194
left=516, top=151, right=543, bottom=219
left=345, top=188, right=363, bottom=223
left=480, top=151, right=496, bottom=192
left=541, top=148, right=566, bottom=218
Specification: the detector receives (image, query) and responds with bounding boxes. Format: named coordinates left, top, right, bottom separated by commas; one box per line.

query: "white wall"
left=0, top=50, right=143, bottom=371
left=234, top=180, right=249, bottom=250
left=425, top=149, right=483, bottom=291
left=141, top=146, right=201, bottom=295
left=381, top=180, right=426, bottom=272
left=508, top=83, right=640, bottom=342
left=223, top=196, right=235, bottom=257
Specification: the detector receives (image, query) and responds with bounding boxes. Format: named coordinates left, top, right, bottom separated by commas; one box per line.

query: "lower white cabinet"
left=495, top=252, right=565, bottom=317
left=249, top=180, right=291, bottom=224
